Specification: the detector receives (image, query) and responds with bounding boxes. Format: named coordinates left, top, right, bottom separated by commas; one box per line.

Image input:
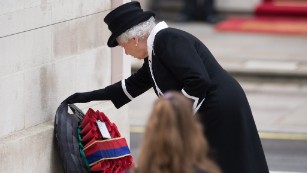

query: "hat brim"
left=107, top=11, right=155, bottom=47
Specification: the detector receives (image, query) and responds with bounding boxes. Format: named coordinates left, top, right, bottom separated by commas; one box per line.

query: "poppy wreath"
left=78, top=108, right=134, bottom=173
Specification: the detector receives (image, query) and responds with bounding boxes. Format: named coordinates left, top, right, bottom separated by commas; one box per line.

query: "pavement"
left=128, top=21, right=307, bottom=172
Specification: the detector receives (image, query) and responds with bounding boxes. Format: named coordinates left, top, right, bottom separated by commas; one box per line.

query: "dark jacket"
left=103, top=27, right=269, bottom=173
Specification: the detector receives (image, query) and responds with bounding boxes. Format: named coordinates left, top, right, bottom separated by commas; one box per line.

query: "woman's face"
left=117, top=38, right=148, bottom=60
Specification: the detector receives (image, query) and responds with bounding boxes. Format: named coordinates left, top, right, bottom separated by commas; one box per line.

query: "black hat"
left=104, top=1, right=155, bottom=47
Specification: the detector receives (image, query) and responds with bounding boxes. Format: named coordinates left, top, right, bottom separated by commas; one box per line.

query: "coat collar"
left=147, top=21, right=168, bottom=61
left=146, top=21, right=168, bottom=96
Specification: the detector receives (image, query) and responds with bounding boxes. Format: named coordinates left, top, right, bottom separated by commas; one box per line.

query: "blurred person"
left=177, top=0, right=219, bottom=23
left=130, top=91, right=221, bottom=173
left=62, top=1, right=269, bottom=173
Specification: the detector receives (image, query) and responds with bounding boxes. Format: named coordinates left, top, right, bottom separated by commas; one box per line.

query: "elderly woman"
left=63, top=1, right=269, bottom=173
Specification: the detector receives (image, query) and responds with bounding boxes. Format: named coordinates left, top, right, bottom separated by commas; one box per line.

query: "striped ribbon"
left=83, top=137, right=131, bottom=166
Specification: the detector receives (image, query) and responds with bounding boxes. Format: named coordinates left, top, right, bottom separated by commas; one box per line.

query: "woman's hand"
left=62, top=92, right=92, bottom=104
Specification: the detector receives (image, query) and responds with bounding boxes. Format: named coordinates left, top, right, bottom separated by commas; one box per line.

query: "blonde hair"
left=136, top=91, right=221, bottom=173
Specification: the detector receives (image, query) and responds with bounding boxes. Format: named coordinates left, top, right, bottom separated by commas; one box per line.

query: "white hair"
left=117, top=16, right=156, bottom=43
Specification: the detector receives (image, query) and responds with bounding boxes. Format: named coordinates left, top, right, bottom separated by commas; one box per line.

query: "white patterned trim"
left=181, top=89, right=205, bottom=114
left=147, top=21, right=168, bottom=96
left=121, top=80, right=133, bottom=100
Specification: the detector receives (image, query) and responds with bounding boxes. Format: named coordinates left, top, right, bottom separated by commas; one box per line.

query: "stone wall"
left=0, top=0, right=130, bottom=172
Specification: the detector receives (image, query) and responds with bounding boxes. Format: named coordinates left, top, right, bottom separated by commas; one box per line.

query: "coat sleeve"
left=154, top=31, right=210, bottom=113
left=104, top=59, right=152, bottom=108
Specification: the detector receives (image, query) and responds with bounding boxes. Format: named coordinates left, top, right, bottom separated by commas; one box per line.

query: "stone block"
left=51, top=47, right=111, bottom=100
left=0, top=121, right=63, bottom=173
left=0, top=0, right=111, bottom=37
left=24, top=65, right=55, bottom=128
left=0, top=73, right=25, bottom=138
left=0, top=0, right=24, bottom=15
left=75, top=46, right=111, bottom=91
left=0, top=26, right=52, bottom=77
left=0, top=5, right=52, bottom=37
left=51, top=0, right=110, bottom=23
left=53, top=12, right=109, bottom=59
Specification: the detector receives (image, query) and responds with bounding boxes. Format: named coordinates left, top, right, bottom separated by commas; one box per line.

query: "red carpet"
left=215, top=0, right=307, bottom=35
left=215, top=17, right=307, bottom=35
left=256, top=1, right=307, bottom=18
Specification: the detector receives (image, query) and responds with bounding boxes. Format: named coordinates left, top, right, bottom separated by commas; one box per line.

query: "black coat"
left=103, top=26, right=269, bottom=173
